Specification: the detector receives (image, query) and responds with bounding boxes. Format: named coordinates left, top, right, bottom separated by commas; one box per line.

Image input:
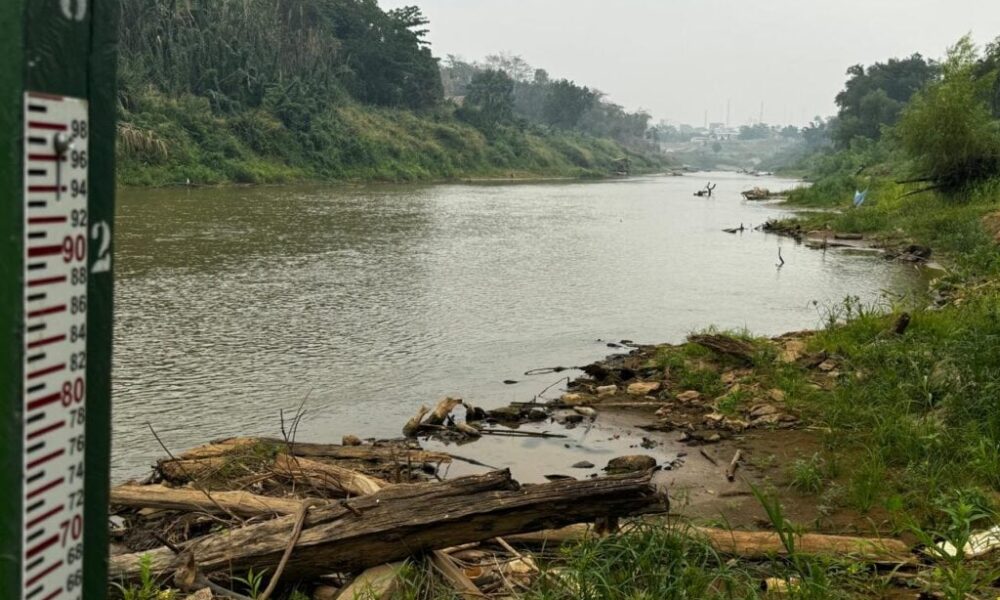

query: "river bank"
left=117, top=97, right=666, bottom=187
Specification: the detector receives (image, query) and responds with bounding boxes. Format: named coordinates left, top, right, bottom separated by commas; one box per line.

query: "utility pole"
left=1, top=2, right=118, bottom=599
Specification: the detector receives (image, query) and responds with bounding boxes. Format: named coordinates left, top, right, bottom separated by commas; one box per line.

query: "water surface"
left=113, top=172, right=922, bottom=479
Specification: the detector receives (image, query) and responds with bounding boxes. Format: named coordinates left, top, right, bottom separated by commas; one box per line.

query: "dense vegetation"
left=441, top=53, right=654, bottom=149
left=115, top=0, right=664, bottom=186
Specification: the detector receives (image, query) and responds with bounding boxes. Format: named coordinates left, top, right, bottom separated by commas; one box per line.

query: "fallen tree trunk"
left=272, top=454, right=386, bottom=497
left=504, top=523, right=912, bottom=565
left=110, top=484, right=306, bottom=517
left=110, top=469, right=664, bottom=582
left=269, top=439, right=452, bottom=464
left=174, top=437, right=452, bottom=464
left=158, top=443, right=451, bottom=483
left=696, top=527, right=912, bottom=563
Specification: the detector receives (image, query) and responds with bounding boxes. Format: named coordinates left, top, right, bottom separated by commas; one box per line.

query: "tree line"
left=807, top=35, right=1000, bottom=193
left=119, top=0, right=443, bottom=122
left=441, top=53, right=654, bottom=148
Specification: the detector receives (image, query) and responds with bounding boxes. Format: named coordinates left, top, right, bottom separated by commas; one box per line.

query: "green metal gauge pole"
left=1, top=1, right=118, bottom=598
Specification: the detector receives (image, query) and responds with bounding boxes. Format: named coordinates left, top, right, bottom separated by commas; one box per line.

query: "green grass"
left=788, top=453, right=825, bottom=495
left=117, top=90, right=666, bottom=187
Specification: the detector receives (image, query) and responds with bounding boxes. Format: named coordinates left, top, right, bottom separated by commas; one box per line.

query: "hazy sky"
left=379, top=0, right=1000, bottom=127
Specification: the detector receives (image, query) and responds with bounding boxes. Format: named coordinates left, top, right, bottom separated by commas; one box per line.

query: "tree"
left=441, top=55, right=479, bottom=97
left=543, top=79, right=597, bottom=129
left=712, top=141, right=722, bottom=153
left=461, top=69, right=515, bottom=130
left=832, top=54, right=939, bottom=146
left=331, top=2, right=443, bottom=109
left=483, top=52, right=533, bottom=82
left=896, top=36, right=1000, bottom=192
left=801, top=116, right=833, bottom=149
left=974, top=36, right=1000, bottom=117
left=780, top=125, right=800, bottom=139
left=738, top=123, right=771, bottom=140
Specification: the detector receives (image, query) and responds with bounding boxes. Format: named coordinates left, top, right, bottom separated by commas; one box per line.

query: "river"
left=112, top=172, right=924, bottom=480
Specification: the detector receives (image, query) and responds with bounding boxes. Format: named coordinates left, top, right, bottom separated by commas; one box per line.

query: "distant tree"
left=896, top=36, right=1000, bottom=192
left=533, top=69, right=550, bottom=85
left=801, top=116, right=833, bottom=149
left=712, top=141, right=722, bottom=153
left=441, top=55, right=479, bottom=97
left=974, top=36, right=1000, bottom=117
left=738, top=123, right=771, bottom=140
left=460, top=69, right=515, bottom=131
left=483, top=52, right=533, bottom=82
left=832, top=53, right=939, bottom=146
left=653, top=123, right=691, bottom=142
left=543, top=79, right=597, bottom=129
left=780, top=125, right=800, bottom=138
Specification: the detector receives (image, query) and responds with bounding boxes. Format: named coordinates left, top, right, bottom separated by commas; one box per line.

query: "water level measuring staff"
left=1, top=1, right=118, bottom=598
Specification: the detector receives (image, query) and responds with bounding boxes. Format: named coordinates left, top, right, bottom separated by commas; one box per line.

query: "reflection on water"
left=113, top=172, right=923, bottom=479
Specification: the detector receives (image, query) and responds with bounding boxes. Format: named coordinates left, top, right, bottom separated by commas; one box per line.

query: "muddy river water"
left=113, top=172, right=926, bottom=483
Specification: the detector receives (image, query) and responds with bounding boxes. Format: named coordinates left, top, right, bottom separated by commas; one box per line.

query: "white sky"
left=378, top=0, right=1000, bottom=126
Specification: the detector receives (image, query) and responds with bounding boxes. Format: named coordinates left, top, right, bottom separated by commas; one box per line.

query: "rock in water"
left=572, top=461, right=595, bottom=469
left=605, top=455, right=657, bottom=473
left=342, top=435, right=362, bottom=446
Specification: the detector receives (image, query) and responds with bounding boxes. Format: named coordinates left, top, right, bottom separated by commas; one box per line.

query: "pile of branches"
left=109, top=434, right=667, bottom=599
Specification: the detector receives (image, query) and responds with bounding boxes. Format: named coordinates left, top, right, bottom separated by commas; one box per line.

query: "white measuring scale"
left=19, top=91, right=90, bottom=600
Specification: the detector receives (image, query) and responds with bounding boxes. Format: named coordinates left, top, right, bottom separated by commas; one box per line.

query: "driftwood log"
left=172, top=437, right=452, bottom=463
left=402, top=406, right=430, bottom=437
left=110, top=469, right=665, bottom=582
left=698, top=527, right=913, bottom=564
left=110, top=484, right=306, bottom=517
left=272, top=454, right=387, bottom=497
left=687, top=334, right=756, bottom=364
left=157, top=440, right=451, bottom=483
left=726, top=450, right=743, bottom=482
left=425, top=397, right=464, bottom=426
left=403, top=397, right=466, bottom=437
left=504, top=523, right=913, bottom=565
